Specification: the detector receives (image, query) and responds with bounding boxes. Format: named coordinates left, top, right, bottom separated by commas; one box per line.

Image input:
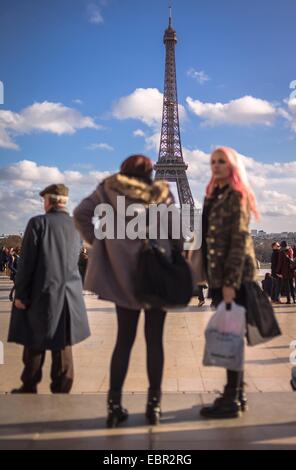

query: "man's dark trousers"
left=21, top=346, right=74, bottom=393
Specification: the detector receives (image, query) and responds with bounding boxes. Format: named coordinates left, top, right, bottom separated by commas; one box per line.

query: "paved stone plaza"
left=1, top=273, right=296, bottom=449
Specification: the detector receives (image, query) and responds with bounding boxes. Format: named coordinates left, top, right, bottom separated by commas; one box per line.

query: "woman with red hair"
left=200, top=147, right=259, bottom=419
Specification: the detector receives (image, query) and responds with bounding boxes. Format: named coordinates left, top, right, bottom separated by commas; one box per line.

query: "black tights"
left=109, top=305, right=167, bottom=393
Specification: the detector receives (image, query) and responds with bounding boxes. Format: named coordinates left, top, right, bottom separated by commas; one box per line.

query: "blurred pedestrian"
left=78, top=247, right=88, bottom=284
left=199, top=147, right=259, bottom=419
left=8, top=184, right=90, bottom=393
left=74, top=155, right=177, bottom=427
left=271, top=242, right=281, bottom=303
left=277, top=241, right=295, bottom=304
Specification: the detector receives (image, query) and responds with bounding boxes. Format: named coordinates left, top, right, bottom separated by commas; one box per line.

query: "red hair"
left=120, top=155, right=153, bottom=183
left=206, top=147, right=259, bottom=219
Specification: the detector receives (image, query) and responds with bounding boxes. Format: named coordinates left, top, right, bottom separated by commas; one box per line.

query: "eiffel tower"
left=154, top=6, right=194, bottom=211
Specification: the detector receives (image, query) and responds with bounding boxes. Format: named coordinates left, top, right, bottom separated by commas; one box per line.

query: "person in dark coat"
left=277, top=240, right=295, bottom=304
left=0, top=246, right=8, bottom=272
left=8, top=184, right=90, bottom=393
left=271, top=242, right=281, bottom=303
left=78, top=247, right=88, bottom=284
left=8, top=247, right=20, bottom=302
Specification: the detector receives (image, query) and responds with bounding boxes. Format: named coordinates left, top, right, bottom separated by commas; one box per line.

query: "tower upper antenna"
left=169, top=2, right=172, bottom=27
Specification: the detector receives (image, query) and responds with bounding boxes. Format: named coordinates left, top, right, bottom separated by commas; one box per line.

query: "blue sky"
left=0, top=0, right=296, bottom=233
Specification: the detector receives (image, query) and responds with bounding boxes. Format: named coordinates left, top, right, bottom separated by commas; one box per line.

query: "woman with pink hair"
left=200, top=147, right=258, bottom=419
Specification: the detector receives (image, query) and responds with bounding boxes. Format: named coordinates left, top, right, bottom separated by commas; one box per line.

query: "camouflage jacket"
left=203, top=186, right=256, bottom=290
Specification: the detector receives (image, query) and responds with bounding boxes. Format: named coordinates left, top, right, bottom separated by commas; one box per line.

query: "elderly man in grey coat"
left=8, top=184, right=90, bottom=393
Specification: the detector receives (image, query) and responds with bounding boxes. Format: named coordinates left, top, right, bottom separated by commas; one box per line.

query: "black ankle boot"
left=106, top=391, right=128, bottom=428
left=200, top=386, right=241, bottom=419
left=146, top=390, right=161, bottom=425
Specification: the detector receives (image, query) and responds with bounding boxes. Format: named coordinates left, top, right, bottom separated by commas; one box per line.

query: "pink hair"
left=206, top=147, right=259, bottom=219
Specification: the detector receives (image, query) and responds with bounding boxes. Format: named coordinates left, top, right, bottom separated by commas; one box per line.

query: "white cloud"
left=1, top=150, right=296, bottom=233
left=145, top=132, right=161, bottom=152
left=112, top=87, right=186, bottom=128
left=87, top=3, right=104, bottom=24
left=284, top=97, right=296, bottom=132
left=73, top=99, right=83, bottom=105
left=0, top=101, right=99, bottom=149
left=288, top=98, right=296, bottom=112
left=182, top=146, right=296, bottom=232
left=131, top=127, right=160, bottom=154
left=0, top=160, right=110, bottom=233
left=186, top=95, right=277, bottom=127
left=133, top=129, right=146, bottom=138
left=114, top=88, right=186, bottom=156
left=112, top=88, right=163, bottom=127
left=86, top=142, right=114, bottom=151
left=0, top=127, right=18, bottom=150
left=187, top=68, right=210, bottom=84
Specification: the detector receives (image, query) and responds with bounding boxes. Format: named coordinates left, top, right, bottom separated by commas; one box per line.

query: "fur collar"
left=102, top=173, right=173, bottom=205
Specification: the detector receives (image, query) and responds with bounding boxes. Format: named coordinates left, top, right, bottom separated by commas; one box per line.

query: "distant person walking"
left=199, top=147, right=259, bottom=419
left=74, top=155, right=177, bottom=427
left=0, top=246, right=8, bottom=272
left=8, top=247, right=20, bottom=302
left=277, top=240, right=295, bottom=304
left=8, top=184, right=90, bottom=393
left=78, top=247, right=88, bottom=284
left=271, top=242, right=281, bottom=303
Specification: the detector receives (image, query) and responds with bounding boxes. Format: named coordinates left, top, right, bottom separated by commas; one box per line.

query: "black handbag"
left=134, top=239, right=193, bottom=309
left=244, top=281, right=281, bottom=346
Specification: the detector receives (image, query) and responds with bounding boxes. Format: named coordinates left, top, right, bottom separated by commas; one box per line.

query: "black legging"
left=109, top=305, right=167, bottom=393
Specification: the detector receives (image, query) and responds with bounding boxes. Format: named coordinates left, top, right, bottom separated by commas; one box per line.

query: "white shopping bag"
left=203, top=302, right=246, bottom=371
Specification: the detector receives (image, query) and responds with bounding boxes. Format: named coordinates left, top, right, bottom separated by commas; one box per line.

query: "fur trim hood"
left=97, top=173, right=174, bottom=207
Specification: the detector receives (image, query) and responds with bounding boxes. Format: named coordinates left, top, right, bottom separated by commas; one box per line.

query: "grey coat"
left=8, top=208, right=90, bottom=350
left=73, top=173, right=175, bottom=310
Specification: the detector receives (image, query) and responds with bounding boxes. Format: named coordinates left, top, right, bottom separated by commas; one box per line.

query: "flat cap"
left=39, top=183, right=69, bottom=198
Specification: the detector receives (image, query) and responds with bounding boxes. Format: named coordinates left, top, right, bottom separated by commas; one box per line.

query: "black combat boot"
left=146, top=389, right=161, bottom=425
left=106, top=391, right=128, bottom=428
left=200, top=385, right=242, bottom=419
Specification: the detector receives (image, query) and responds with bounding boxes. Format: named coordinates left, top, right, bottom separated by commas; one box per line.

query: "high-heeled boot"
left=106, top=391, right=128, bottom=428
left=146, top=389, right=161, bottom=425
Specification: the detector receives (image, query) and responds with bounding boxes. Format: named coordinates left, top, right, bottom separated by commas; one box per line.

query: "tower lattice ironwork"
left=154, top=8, right=194, bottom=210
